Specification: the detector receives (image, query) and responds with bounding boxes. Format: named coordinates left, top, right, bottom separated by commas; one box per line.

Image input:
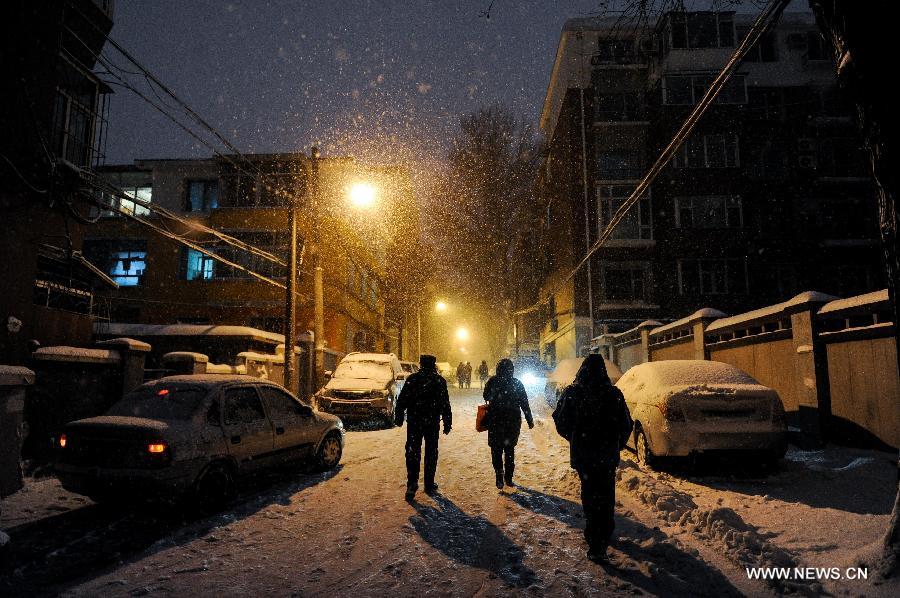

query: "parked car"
left=616, top=360, right=787, bottom=468
left=544, top=356, right=623, bottom=408
left=55, top=375, right=344, bottom=507
left=436, top=361, right=455, bottom=385
left=397, top=360, right=419, bottom=381
left=314, top=352, right=404, bottom=424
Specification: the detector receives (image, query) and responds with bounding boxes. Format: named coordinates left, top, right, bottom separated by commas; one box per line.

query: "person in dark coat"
left=477, top=360, right=489, bottom=388
left=483, top=358, right=534, bottom=489
left=456, top=361, right=465, bottom=388
left=395, top=354, right=452, bottom=499
left=552, top=354, right=633, bottom=562
left=464, top=361, right=473, bottom=388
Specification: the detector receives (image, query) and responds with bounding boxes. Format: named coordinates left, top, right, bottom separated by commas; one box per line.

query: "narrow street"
left=3, top=387, right=892, bottom=597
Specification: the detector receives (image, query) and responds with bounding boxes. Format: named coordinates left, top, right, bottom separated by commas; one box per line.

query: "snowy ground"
left=1, top=387, right=897, bottom=597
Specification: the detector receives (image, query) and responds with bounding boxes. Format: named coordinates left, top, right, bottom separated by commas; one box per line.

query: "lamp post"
left=311, top=147, right=324, bottom=393
left=283, top=159, right=301, bottom=394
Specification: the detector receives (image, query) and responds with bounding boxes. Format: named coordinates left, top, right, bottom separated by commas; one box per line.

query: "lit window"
left=185, top=180, right=219, bottom=212
left=109, top=251, right=147, bottom=286
left=183, top=249, right=215, bottom=280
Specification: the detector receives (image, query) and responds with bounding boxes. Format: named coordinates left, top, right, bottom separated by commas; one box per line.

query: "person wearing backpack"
left=483, top=358, right=534, bottom=489
left=552, top=354, right=633, bottom=562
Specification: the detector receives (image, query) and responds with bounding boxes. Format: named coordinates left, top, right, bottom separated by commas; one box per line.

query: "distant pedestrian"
left=464, top=361, right=473, bottom=388
left=478, top=360, right=489, bottom=388
left=395, top=355, right=452, bottom=499
left=483, top=359, right=534, bottom=489
left=552, top=354, right=633, bottom=562
left=456, top=361, right=465, bottom=388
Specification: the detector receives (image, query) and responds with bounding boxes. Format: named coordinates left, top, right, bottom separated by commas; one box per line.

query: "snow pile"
left=616, top=457, right=820, bottom=595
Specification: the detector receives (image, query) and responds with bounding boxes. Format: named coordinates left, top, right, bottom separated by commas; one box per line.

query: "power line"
left=517, top=0, right=792, bottom=316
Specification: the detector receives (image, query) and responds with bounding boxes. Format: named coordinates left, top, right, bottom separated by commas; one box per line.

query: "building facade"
left=535, top=9, right=881, bottom=367
left=1, top=1, right=116, bottom=364
left=89, top=152, right=419, bottom=359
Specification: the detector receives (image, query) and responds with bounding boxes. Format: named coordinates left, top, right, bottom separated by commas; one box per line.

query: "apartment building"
left=1, top=1, right=115, bottom=363
left=536, top=9, right=881, bottom=366
left=89, top=152, right=419, bottom=359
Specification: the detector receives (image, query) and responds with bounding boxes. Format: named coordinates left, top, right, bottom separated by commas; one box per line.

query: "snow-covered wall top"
left=818, top=289, right=890, bottom=317
left=651, top=308, right=728, bottom=337
left=706, top=292, right=837, bottom=334
left=32, top=347, right=121, bottom=364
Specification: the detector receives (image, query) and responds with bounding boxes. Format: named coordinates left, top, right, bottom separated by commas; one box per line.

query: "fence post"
left=691, top=310, right=725, bottom=361
left=787, top=293, right=837, bottom=448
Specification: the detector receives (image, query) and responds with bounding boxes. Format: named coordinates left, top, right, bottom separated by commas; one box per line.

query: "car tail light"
left=59, top=434, right=67, bottom=448
left=657, top=402, right=685, bottom=422
left=147, top=443, right=167, bottom=454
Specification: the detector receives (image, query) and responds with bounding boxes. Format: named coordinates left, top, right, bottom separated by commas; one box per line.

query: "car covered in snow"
left=397, top=360, right=419, bottom=381
left=54, top=375, right=344, bottom=506
left=314, top=352, right=404, bottom=424
left=616, top=360, right=787, bottom=467
left=436, top=361, right=455, bottom=385
left=543, top=356, right=623, bottom=408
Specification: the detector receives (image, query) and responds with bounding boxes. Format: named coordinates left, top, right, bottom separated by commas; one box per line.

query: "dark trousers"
left=406, top=422, right=439, bottom=489
left=490, top=444, right=515, bottom=479
left=577, top=464, right=617, bottom=550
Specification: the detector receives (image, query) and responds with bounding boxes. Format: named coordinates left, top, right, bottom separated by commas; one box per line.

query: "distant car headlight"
left=521, top=372, right=539, bottom=386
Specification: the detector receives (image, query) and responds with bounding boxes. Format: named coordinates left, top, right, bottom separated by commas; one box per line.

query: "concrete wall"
left=709, top=337, right=800, bottom=413
left=824, top=334, right=899, bottom=449
left=604, top=289, right=898, bottom=450
left=649, top=338, right=693, bottom=362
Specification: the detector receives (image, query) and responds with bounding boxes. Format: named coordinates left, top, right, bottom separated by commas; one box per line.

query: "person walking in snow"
left=395, top=354, right=452, bottom=499
left=456, top=361, right=465, bottom=388
left=483, top=358, right=534, bottom=489
left=552, top=354, right=633, bottom=562
left=464, top=361, right=473, bottom=388
left=478, top=360, right=489, bottom=388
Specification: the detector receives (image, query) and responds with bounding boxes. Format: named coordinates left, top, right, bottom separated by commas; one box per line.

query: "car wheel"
left=193, top=462, right=235, bottom=512
left=635, top=428, right=656, bottom=469
left=316, top=433, right=343, bottom=470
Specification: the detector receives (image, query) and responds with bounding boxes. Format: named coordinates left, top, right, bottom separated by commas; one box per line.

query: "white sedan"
left=616, top=360, right=787, bottom=467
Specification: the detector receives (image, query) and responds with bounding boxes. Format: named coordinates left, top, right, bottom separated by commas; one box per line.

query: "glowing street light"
left=348, top=182, right=377, bottom=208
left=435, top=301, right=448, bottom=312
left=456, top=327, right=469, bottom=342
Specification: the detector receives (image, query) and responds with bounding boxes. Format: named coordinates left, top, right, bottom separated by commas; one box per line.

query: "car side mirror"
left=323, top=370, right=332, bottom=382
left=299, top=404, right=313, bottom=417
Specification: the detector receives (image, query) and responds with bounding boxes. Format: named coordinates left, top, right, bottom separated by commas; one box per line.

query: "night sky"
left=104, top=0, right=604, bottom=170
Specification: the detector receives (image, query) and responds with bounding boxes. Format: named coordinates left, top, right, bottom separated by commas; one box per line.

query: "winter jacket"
left=553, top=379, right=632, bottom=470
left=478, top=363, right=489, bottom=379
left=483, top=374, right=533, bottom=448
left=395, top=367, right=452, bottom=431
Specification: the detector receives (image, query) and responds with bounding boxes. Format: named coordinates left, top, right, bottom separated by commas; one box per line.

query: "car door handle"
left=276, top=426, right=285, bottom=435
left=231, top=435, right=241, bottom=444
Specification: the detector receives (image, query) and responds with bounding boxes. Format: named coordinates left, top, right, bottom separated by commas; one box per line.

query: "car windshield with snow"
left=54, top=375, right=344, bottom=508
left=314, top=352, right=403, bottom=425
left=616, top=360, right=787, bottom=467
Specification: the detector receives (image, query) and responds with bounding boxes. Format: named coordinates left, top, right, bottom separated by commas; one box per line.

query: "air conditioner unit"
left=797, top=138, right=816, bottom=153
left=798, top=155, right=817, bottom=169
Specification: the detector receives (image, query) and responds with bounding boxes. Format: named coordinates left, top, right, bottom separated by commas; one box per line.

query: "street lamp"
left=348, top=182, right=377, bottom=208
left=435, top=301, right=448, bottom=312
left=456, top=327, right=469, bottom=342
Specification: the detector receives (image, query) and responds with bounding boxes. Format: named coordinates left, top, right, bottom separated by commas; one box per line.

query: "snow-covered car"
left=616, top=360, right=787, bottom=467
left=543, top=356, right=623, bottom=408
left=397, top=360, right=419, bottom=381
left=54, top=375, right=344, bottom=506
left=436, top=361, right=455, bottom=385
left=314, top=352, right=404, bottom=424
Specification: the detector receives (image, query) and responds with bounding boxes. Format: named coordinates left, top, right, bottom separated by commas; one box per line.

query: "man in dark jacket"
left=552, top=354, right=633, bottom=562
left=395, top=354, right=452, bottom=499
left=483, top=358, right=534, bottom=489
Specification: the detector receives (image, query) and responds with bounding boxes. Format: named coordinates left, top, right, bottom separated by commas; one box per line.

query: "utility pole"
left=283, top=161, right=300, bottom=394
left=311, top=147, right=324, bottom=391
left=416, top=306, right=421, bottom=360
